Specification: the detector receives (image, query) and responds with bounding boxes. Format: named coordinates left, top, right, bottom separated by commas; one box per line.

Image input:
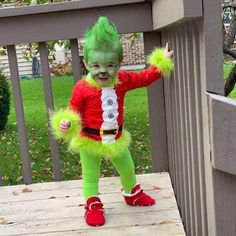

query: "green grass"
left=2, top=65, right=235, bottom=185
left=224, top=63, right=236, bottom=99
left=0, top=76, right=152, bottom=185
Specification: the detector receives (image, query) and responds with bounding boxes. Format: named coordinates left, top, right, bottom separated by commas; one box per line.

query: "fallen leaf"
left=48, top=196, right=56, bottom=199
left=66, top=204, right=78, bottom=207
left=16, top=176, right=23, bottom=183
left=0, top=218, right=14, bottom=225
left=160, top=220, right=175, bottom=225
left=22, top=187, right=32, bottom=193
left=153, top=185, right=162, bottom=190
left=78, top=203, right=85, bottom=207
left=12, top=191, right=19, bottom=196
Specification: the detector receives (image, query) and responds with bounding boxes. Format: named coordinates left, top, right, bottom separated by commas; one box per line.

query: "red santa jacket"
left=69, top=66, right=162, bottom=144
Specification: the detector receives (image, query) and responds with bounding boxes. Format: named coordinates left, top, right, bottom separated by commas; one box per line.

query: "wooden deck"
left=0, top=173, right=185, bottom=236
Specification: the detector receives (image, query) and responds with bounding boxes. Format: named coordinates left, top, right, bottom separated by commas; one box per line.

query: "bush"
left=50, top=61, right=73, bottom=76
left=0, top=71, right=10, bottom=131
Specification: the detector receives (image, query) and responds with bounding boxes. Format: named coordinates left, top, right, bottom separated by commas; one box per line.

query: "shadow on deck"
left=0, top=173, right=185, bottom=236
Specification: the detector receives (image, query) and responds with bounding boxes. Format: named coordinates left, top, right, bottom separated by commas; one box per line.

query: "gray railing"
left=153, top=1, right=236, bottom=236
left=162, top=21, right=208, bottom=235
left=0, top=0, right=155, bottom=184
left=1, top=1, right=236, bottom=236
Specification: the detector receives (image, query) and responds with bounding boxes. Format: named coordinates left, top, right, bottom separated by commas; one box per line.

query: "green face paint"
left=83, top=17, right=123, bottom=64
left=87, top=50, right=120, bottom=87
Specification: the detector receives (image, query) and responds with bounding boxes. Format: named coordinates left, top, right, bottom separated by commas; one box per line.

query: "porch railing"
left=0, top=0, right=154, bottom=184
left=1, top=1, right=236, bottom=236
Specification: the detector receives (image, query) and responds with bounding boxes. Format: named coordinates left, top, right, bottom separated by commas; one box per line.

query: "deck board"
left=0, top=173, right=185, bottom=236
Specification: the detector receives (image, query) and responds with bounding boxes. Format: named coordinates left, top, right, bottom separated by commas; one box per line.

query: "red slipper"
left=123, top=184, right=155, bottom=206
left=84, top=196, right=105, bottom=227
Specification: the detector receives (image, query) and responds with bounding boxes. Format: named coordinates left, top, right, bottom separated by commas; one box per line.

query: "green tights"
left=79, top=148, right=137, bottom=200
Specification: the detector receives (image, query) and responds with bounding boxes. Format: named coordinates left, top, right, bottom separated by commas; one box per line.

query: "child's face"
left=86, top=50, right=120, bottom=87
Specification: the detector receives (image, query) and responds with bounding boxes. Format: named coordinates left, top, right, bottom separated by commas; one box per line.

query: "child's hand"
left=164, top=42, right=173, bottom=59
left=59, top=120, right=71, bottom=133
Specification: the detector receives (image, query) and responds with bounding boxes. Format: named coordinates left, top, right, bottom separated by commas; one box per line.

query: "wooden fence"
left=0, top=35, right=145, bottom=77
left=0, top=0, right=235, bottom=235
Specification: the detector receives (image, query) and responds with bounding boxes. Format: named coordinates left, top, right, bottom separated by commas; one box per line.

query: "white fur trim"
left=122, top=184, right=142, bottom=197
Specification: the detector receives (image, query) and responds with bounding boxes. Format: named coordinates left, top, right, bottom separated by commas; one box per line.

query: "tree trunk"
left=225, top=13, right=236, bottom=48
left=224, top=11, right=236, bottom=96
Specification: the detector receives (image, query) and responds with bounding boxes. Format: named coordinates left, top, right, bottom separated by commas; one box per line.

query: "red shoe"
left=84, top=196, right=105, bottom=227
left=123, top=184, right=155, bottom=206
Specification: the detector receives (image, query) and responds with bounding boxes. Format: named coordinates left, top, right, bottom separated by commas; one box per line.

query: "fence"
left=0, top=34, right=145, bottom=77
left=152, top=1, right=236, bottom=236
left=0, top=0, right=236, bottom=235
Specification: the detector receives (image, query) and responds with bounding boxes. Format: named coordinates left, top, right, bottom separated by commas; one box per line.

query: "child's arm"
left=119, top=43, right=173, bottom=90
left=50, top=82, right=83, bottom=141
left=50, top=109, right=81, bottom=141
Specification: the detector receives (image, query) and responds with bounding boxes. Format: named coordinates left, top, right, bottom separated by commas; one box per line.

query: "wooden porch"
left=1, top=0, right=236, bottom=235
left=0, top=173, right=185, bottom=236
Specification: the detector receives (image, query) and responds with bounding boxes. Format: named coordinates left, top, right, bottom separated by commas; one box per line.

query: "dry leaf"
left=48, top=196, right=56, bottom=199
left=22, top=187, right=32, bottom=193
left=66, top=204, right=78, bottom=207
left=0, top=218, right=14, bottom=225
left=153, top=185, right=162, bottom=190
left=160, top=220, right=175, bottom=225
left=12, top=191, right=19, bottom=196
left=78, top=203, right=85, bottom=207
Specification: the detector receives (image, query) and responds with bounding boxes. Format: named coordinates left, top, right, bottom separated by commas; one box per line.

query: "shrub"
left=50, top=61, right=73, bottom=76
left=0, top=70, right=10, bottom=131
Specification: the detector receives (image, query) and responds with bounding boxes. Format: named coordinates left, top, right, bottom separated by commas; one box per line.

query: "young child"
left=51, top=16, right=173, bottom=227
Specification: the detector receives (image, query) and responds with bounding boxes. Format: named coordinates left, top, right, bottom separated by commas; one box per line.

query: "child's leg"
left=80, top=149, right=105, bottom=226
left=111, top=148, right=155, bottom=206
left=110, top=148, right=137, bottom=193
left=79, top=149, right=101, bottom=200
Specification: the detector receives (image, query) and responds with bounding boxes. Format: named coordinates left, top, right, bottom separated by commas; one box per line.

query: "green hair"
left=83, top=16, right=123, bottom=62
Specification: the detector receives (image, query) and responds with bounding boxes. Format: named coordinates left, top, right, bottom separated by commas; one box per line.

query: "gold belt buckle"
left=113, top=127, right=119, bottom=135
left=99, top=127, right=119, bottom=136
left=100, top=129, right=104, bottom=137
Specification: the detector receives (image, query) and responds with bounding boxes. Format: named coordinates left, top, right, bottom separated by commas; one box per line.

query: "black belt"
left=83, top=125, right=123, bottom=136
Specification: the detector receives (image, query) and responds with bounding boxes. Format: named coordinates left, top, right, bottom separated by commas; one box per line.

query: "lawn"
left=1, top=64, right=235, bottom=186
left=0, top=76, right=152, bottom=185
left=224, top=62, right=236, bottom=98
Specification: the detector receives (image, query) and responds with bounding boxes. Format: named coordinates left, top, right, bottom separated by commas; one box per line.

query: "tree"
left=222, top=0, right=236, bottom=96
left=0, top=67, right=10, bottom=131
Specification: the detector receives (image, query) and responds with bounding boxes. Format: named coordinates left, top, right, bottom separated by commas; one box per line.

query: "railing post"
left=143, top=31, right=169, bottom=172
left=7, top=45, right=33, bottom=184
left=70, top=38, right=81, bottom=83
left=39, top=42, right=61, bottom=181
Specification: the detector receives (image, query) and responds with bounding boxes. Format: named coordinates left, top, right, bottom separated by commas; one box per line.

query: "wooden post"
left=7, top=45, right=33, bottom=185
left=70, top=38, right=81, bottom=83
left=39, top=42, right=62, bottom=181
left=143, top=31, right=169, bottom=172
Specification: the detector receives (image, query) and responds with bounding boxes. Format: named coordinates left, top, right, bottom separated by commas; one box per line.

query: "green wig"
left=83, top=16, right=123, bottom=63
